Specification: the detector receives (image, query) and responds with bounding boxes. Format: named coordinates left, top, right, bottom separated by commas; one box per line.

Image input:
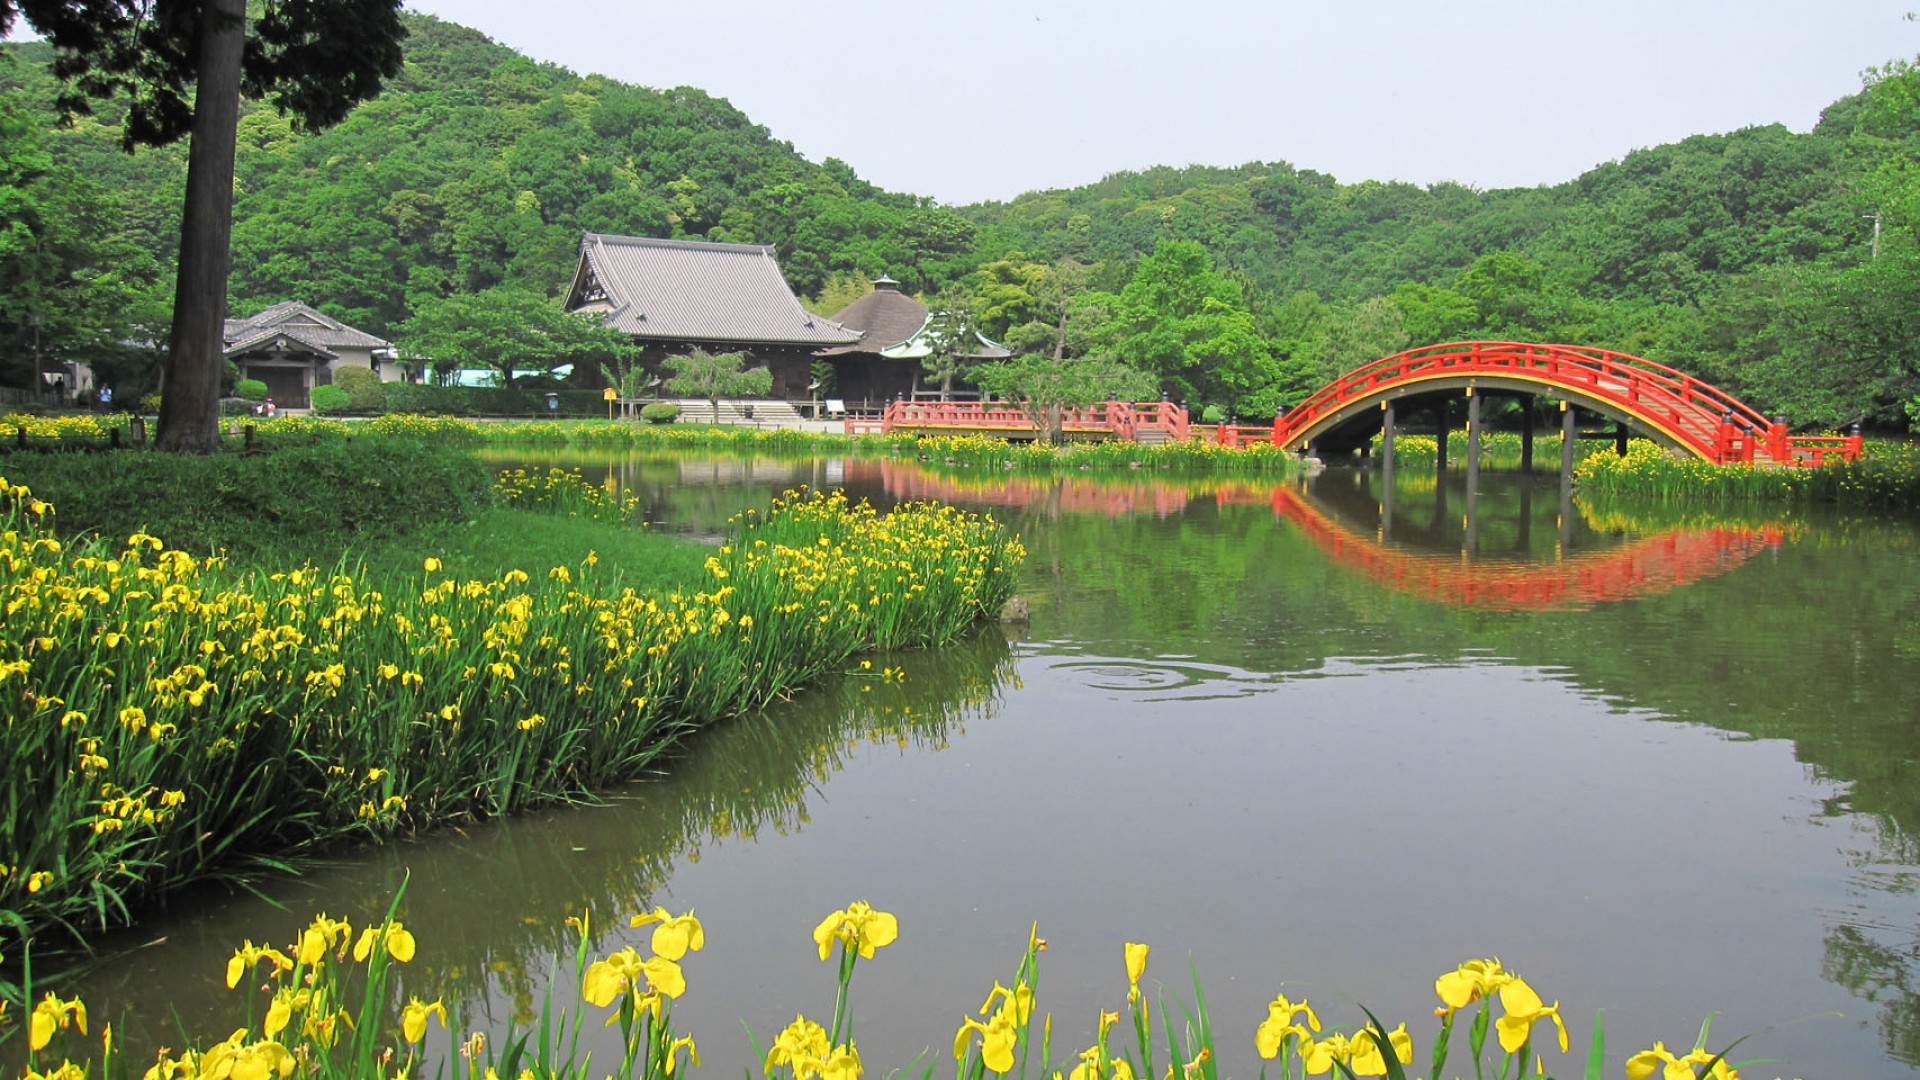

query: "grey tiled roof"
left=570, top=234, right=857, bottom=347
left=223, top=302, right=390, bottom=358
left=817, top=280, right=928, bottom=356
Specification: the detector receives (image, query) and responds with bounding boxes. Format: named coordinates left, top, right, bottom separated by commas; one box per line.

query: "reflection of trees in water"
left=1824, top=923, right=1920, bottom=1066
left=71, top=631, right=1015, bottom=1055
left=416, top=630, right=1016, bottom=1028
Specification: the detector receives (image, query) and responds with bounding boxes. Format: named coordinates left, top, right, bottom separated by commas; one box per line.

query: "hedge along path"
left=0, top=478, right=1025, bottom=949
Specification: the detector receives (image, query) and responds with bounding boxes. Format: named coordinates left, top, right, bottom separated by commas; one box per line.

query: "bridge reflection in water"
left=865, top=459, right=1788, bottom=611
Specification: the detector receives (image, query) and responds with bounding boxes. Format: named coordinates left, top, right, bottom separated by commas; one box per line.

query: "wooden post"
left=1519, top=396, right=1535, bottom=473
left=1560, top=401, right=1576, bottom=484
left=1380, top=405, right=1396, bottom=541
left=1465, top=388, right=1481, bottom=560
left=1465, top=388, right=1483, bottom=483
left=244, top=424, right=257, bottom=455
left=132, top=416, right=147, bottom=446
left=1615, top=421, right=1629, bottom=457
left=1559, top=402, right=1576, bottom=556
left=1380, top=398, right=1396, bottom=489
left=1434, top=401, right=1449, bottom=474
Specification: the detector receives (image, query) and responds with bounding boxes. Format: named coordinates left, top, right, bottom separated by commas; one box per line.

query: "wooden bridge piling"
left=1520, top=397, right=1535, bottom=473
left=1381, top=398, right=1396, bottom=491
left=1559, top=401, right=1577, bottom=488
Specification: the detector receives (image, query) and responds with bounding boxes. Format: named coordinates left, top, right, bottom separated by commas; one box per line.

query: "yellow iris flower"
left=1434, top=958, right=1515, bottom=1013
left=630, top=907, right=706, bottom=961
left=812, top=901, right=898, bottom=961
left=1124, top=942, right=1149, bottom=1003
left=1254, top=993, right=1321, bottom=1059
left=1493, top=978, right=1568, bottom=1055
left=298, top=915, right=353, bottom=966
left=400, top=997, right=448, bottom=1044
left=582, top=947, right=687, bottom=1007
left=352, top=921, right=416, bottom=964
left=226, top=942, right=294, bottom=989
left=664, top=1034, right=700, bottom=1075
left=1625, top=1042, right=1740, bottom=1080
left=29, top=994, right=86, bottom=1051
left=764, top=1015, right=829, bottom=1076
left=1299, top=1026, right=1411, bottom=1078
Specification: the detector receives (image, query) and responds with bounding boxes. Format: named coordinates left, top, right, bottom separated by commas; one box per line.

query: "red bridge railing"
left=846, top=400, right=1190, bottom=442
left=1273, top=341, right=1861, bottom=465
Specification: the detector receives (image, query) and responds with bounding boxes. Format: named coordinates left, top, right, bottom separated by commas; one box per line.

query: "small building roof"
left=818, top=278, right=928, bottom=356
left=224, top=301, right=389, bottom=359
left=567, top=233, right=858, bottom=348
left=878, top=314, right=1013, bottom=362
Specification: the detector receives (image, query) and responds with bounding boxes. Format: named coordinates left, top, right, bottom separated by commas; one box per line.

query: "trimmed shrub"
left=0, top=436, right=494, bottom=561
left=309, top=384, right=352, bottom=414
left=641, top=401, right=681, bottom=424
left=333, top=366, right=388, bottom=413
left=234, top=379, right=269, bottom=402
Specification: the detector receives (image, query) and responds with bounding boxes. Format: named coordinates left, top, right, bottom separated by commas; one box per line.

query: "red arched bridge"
left=1270, top=340, right=1859, bottom=465
left=846, top=341, right=1861, bottom=466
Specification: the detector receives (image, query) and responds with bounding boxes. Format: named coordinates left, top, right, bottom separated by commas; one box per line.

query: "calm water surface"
left=76, top=451, right=1920, bottom=1078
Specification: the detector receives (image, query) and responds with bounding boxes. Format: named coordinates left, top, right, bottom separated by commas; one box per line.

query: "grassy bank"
left=0, top=469, right=1023, bottom=956
left=5, top=412, right=1310, bottom=475
left=1575, top=439, right=1920, bottom=509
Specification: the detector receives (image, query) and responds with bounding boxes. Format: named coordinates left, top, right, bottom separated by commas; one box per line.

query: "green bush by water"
left=0, top=438, right=493, bottom=562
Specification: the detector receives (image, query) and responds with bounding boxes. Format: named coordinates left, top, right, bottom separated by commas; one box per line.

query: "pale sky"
left=15, top=2, right=1911, bottom=204
left=400, top=0, right=1916, bottom=205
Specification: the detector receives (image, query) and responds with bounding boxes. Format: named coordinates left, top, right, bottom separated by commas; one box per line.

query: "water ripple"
left=1037, top=656, right=1287, bottom=701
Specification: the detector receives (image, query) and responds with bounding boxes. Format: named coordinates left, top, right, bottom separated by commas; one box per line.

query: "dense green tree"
left=395, top=286, right=633, bottom=389
left=921, top=286, right=981, bottom=402
left=1320, top=296, right=1410, bottom=381
left=971, top=354, right=1155, bottom=444
left=1090, top=241, right=1280, bottom=415
left=0, top=93, right=163, bottom=392
left=662, top=349, right=772, bottom=414
left=0, top=0, right=406, bottom=452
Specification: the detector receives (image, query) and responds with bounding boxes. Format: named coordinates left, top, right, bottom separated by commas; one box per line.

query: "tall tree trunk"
left=154, top=0, right=245, bottom=453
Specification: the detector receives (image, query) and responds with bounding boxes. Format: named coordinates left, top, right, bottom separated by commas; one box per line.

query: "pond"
left=71, top=450, right=1920, bottom=1078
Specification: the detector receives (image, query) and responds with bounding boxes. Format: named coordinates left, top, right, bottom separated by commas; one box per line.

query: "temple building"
left=563, top=233, right=857, bottom=396
left=816, top=277, right=1010, bottom=407
left=223, top=302, right=398, bottom=409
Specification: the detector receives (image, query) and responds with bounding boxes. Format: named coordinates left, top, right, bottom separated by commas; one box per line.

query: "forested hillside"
left=5, top=12, right=1919, bottom=426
